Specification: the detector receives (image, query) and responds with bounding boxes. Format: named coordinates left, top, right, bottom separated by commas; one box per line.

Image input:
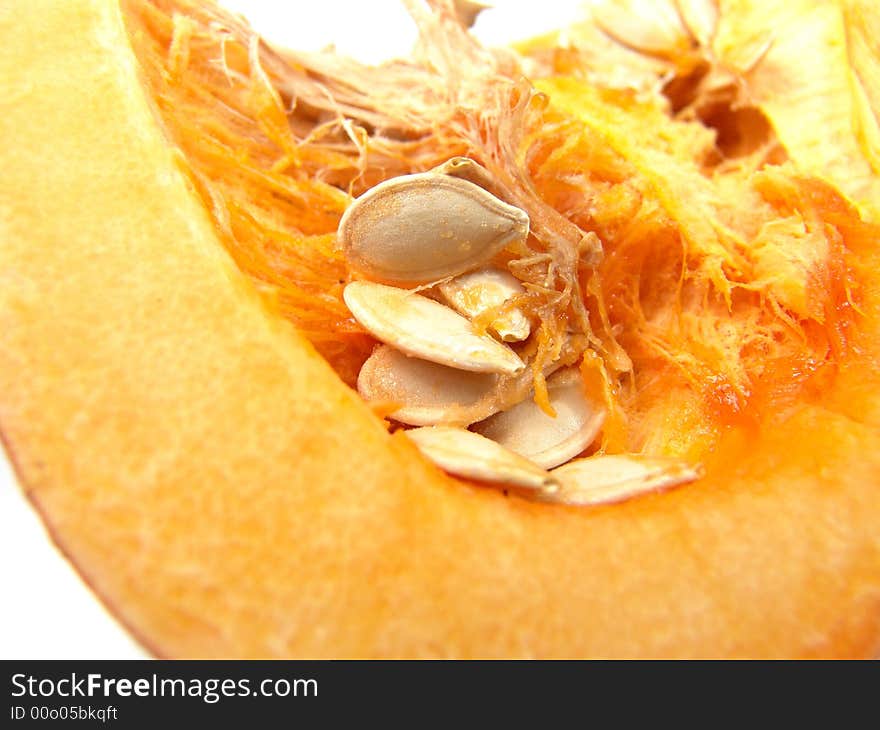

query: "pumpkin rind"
left=1, top=0, right=879, bottom=657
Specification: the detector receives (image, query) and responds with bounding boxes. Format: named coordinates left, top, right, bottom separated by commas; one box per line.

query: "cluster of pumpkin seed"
left=338, top=158, right=700, bottom=506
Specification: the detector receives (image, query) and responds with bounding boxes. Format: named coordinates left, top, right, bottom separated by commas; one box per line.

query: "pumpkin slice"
left=1, top=0, right=879, bottom=658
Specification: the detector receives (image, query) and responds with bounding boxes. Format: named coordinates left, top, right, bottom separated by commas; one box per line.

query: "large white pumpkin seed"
left=338, top=172, right=529, bottom=285
left=358, top=345, right=504, bottom=426
left=545, top=455, right=703, bottom=506
left=438, top=267, right=531, bottom=342
left=344, top=281, right=525, bottom=375
left=404, top=426, right=557, bottom=490
left=472, top=368, right=605, bottom=469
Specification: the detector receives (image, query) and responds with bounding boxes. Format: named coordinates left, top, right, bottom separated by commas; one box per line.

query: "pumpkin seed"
left=359, top=336, right=588, bottom=428
left=592, top=0, right=687, bottom=56
left=452, top=0, right=489, bottom=29
left=472, top=368, right=605, bottom=469
left=437, top=267, right=531, bottom=342
left=544, top=454, right=703, bottom=506
left=344, top=281, right=525, bottom=375
left=404, top=426, right=558, bottom=490
left=430, top=156, right=509, bottom=201
left=338, top=171, right=529, bottom=285
left=675, top=0, right=719, bottom=46
left=358, top=345, right=502, bottom=426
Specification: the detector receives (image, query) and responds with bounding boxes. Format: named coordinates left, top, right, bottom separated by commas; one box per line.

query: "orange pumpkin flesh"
left=1, top=0, right=879, bottom=657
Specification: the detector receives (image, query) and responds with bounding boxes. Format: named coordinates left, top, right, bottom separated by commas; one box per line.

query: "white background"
left=0, top=0, right=583, bottom=659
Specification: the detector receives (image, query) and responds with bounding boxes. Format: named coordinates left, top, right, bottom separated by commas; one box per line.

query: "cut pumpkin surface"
left=0, top=0, right=879, bottom=657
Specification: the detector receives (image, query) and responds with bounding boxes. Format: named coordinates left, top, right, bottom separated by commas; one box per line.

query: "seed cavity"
left=358, top=345, right=503, bottom=426
left=438, top=267, right=531, bottom=342
left=404, top=426, right=558, bottom=490
left=472, top=368, right=605, bottom=469
left=544, top=455, right=704, bottom=506
left=338, top=171, right=530, bottom=285
left=336, top=161, right=704, bottom=505
left=344, top=281, right=525, bottom=375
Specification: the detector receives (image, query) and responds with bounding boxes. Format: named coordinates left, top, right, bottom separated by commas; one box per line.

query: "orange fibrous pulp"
left=121, top=0, right=876, bottom=459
